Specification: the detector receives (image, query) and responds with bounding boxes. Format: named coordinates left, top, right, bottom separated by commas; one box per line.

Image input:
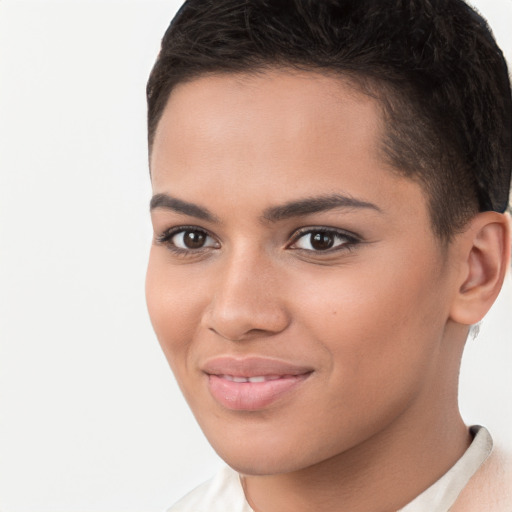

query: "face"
left=146, top=71, right=461, bottom=475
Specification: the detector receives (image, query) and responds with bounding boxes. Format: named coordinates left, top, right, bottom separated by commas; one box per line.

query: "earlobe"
left=449, top=212, right=511, bottom=326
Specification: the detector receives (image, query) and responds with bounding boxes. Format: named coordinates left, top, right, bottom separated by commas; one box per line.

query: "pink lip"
left=202, top=357, right=313, bottom=411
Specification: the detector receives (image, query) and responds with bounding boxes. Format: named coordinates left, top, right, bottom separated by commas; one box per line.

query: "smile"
left=221, top=375, right=282, bottom=383
left=202, top=357, right=313, bottom=411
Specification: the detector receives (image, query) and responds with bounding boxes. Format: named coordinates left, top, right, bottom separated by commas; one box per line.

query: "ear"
left=449, top=212, right=511, bottom=325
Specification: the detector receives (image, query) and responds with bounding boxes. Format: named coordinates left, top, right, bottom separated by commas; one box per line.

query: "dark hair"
left=147, top=0, right=512, bottom=240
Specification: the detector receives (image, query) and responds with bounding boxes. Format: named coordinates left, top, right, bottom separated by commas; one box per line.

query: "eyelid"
left=156, top=225, right=221, bottom=251
left=155, top=224, right=360, bottom=255
left=287, top=226, right=361, bottom=251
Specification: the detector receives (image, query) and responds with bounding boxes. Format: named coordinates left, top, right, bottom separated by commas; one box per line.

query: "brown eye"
left=290, top=228, right=357, bottom=252
left=182, top=230, right=207, bottom=249
left=164, top=228, right=219, bottom=251
left=310, top=232, right=335, bottom=250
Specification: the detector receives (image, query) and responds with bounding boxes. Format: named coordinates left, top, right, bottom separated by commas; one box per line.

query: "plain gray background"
left=0, top=1, right=511, bottom=510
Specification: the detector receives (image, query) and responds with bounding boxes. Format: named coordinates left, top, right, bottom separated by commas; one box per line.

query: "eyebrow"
left=262, top=194, right=382, bottom=222
left=149, top=192, right=382, bottom=224
left=150, top=193, right=219, bottom=223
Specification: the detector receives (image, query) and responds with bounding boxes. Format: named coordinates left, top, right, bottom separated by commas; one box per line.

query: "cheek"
left=291, top=253, right=447, bottom=392
left=145, top=249, right=206, bottom=368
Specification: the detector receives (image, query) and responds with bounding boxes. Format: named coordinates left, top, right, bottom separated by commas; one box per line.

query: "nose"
left=202, top=248, right=291, bottom=342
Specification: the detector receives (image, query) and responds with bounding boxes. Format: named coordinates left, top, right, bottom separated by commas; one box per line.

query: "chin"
left=218, top=450, right=304, bottom=476
left=205, top=429, right=329, bottom=476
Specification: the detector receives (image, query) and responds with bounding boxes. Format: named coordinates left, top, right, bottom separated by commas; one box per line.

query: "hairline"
left=148, top=64, right=476, bottom=246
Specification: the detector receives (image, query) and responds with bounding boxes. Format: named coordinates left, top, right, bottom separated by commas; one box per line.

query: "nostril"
left=208, top=326, right=278, bottom=342
left=201, top=259, right=291, bottom=339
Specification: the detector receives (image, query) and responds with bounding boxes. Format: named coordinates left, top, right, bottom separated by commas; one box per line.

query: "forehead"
left=150, top=70, right=429, bottom=226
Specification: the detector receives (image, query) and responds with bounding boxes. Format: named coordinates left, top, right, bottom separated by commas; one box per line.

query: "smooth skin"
left=146, top=70, right=510, bottom=512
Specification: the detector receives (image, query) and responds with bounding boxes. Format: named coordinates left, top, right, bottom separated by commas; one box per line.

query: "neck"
left=244, top=410, right=470, bottom=512
left=242, top=334, right=471, bottom=512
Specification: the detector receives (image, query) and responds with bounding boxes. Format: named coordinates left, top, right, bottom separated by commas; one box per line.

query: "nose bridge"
left=204, top=241, right=289, bottom=341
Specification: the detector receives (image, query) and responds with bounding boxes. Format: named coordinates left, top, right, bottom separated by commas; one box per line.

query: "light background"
left=0, top=1, right=510, bottom=510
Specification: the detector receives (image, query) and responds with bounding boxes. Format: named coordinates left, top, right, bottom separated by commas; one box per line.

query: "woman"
left=145, top=0, right=512, bottom=510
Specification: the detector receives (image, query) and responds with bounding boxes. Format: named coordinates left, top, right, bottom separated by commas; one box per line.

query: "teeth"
left=221, top=375, right=281, bottom=383
left=222, top=375, right=249, bottom=382
left=248, top=376, right=266, bottom=383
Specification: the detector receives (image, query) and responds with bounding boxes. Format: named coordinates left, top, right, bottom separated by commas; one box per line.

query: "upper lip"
left=202, top=356, right=314, bottom=378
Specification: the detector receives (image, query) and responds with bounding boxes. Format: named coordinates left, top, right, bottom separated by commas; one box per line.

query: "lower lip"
left=207, top=374, right=310, bottom=411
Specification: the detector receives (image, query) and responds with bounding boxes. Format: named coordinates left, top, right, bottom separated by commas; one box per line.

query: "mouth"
left=220, top=374, right=283, bottom=383
left=202, top=357, right=313, bottom=411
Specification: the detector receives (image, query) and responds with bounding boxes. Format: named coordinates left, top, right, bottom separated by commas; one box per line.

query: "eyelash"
left=287, top=227, right=360, bottom=253
left=156, top=226, right=361, bottom=256
left=156, top=225, right=219, bottom=256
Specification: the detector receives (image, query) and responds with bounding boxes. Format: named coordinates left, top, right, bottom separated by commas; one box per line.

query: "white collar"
left=169, top=426, right=492, bottom=512
left=240, top=426, right=493, bottom=512
left=398, top=425, right=492, bottom=512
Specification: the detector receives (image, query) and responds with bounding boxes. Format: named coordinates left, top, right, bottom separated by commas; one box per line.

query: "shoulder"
left=451, top=441, right=512, bottom=512
left=167, top=466, right=252, bottom=512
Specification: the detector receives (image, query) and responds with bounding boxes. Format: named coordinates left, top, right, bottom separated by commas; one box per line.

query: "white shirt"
left=168, top=426, right=493, bottom=512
